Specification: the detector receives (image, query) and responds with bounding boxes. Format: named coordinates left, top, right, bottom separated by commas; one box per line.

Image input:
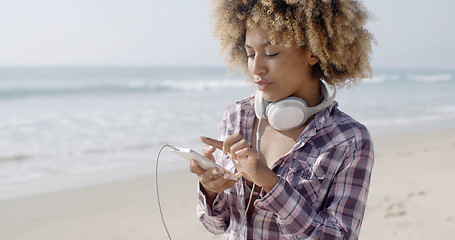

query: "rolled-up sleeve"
left=197, top=186, right=231, bottom=235
left=196, top=103, right=241, bottom=235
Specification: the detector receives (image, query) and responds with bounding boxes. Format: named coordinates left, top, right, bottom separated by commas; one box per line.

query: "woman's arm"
left=196, top=183, right=232, bottom=235
left=190, top=148, right=238, bottom=235
left=255, top=132, right=374, bottom=239
left=193, top=105, right=242, bottom=234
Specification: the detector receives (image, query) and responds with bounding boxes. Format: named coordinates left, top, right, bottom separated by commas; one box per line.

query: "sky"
left=0, top=0, right=454, bottom=70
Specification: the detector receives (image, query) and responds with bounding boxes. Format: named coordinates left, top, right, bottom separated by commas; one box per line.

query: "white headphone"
left=254, top=82, right=336, bottom=131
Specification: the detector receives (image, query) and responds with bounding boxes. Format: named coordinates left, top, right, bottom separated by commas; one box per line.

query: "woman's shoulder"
left=223, top=94, right=255, bottom=115
left=232, top=94, right=255, bottom=108
left=219, top=94, right=256, bottom=131
left=314, top=105, right=372, bottom=150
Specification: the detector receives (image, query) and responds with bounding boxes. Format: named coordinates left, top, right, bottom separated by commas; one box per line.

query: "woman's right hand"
left=189, top=144, right=239, bottom=201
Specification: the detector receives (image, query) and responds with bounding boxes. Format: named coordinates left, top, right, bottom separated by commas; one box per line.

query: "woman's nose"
left=250, top=56, right=268, bottom=77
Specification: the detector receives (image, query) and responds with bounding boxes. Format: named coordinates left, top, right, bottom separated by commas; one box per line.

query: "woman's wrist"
left=260, top=174, right=280, bottom=193
left=200, top=183, right=218, bottom=205
left=254, top=165, right=280, bottom=193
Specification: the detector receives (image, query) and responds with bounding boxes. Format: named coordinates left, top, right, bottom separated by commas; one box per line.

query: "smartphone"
left=170, top=146, right=238, bottom=181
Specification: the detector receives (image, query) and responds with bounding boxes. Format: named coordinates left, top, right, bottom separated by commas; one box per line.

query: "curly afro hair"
left=211, top=0, right=375, bottom=87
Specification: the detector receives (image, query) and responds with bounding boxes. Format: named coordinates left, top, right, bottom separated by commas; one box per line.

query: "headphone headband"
left=304, top=82, right=337, bottom=117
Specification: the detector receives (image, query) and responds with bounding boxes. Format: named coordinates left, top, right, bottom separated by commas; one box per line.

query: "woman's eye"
left=246, top=52, right=279, bottom=59
left=266, top=52, right=280, bottom=57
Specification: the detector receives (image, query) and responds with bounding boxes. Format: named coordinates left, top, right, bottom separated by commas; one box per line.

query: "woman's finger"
left=199, top=168, right=232, bottom=190
left=189, top=160, right=205, bottom=176
left=230, top=138, right=250, bottom=160
left=201, top=144, right=216, bottom=161
left=199, top=167, right=223, bottom=182
left=223, top=133, right=244, bottom=154
left=200, top=136, right=223, bottom=150
left=235, top=147, right=259, bottom=161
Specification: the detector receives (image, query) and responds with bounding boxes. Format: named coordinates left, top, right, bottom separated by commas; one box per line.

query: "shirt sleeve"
left=255, top=130, right=374, bottom=239
left=196, top=104, right=240, bottom=235
left=196, top=184, right=231, bottom=235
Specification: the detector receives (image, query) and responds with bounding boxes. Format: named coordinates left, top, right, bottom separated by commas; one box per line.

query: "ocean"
left=1, top=66, right=454, bottom=187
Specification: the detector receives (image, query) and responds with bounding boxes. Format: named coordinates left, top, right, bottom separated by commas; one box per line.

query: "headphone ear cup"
left=266, top=97, right=309, bottom=131
left=254, top=91, right=267, bottom=119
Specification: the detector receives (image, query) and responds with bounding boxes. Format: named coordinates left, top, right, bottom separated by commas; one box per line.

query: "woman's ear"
left=308, top=53, right=319, bottom=66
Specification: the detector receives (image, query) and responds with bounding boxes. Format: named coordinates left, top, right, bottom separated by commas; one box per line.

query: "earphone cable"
left=155, top=144, right=173, bottom=240
left=234, top=115, right=263, bottom=239
left=157, top=115, right=263, bottom=240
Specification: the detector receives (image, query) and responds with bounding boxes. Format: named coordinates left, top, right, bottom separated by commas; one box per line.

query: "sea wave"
left=362, top=73, right=453, bottom=84
left=406, top=73, right=453, bottom=83
left=0, top=79, right=250, bottom=99
left=362, top=74, right=400, bottom=84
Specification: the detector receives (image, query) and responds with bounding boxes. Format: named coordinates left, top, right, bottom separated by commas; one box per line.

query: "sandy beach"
left=1, top=129, right=454, bottom=240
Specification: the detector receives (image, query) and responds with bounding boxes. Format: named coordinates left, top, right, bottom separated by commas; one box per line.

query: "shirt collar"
left=291, top=100, right=338, bottom=151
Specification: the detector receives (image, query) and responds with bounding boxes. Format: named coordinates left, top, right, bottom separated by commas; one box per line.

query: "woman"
left=189, top=0, right=374, bottom=239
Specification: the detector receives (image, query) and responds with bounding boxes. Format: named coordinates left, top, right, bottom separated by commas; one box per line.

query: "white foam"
left=160, top=79, right=250, bottom=91
left=406, top=73, right=453, bottom=83
left=362, top=74, right=400, bottom=84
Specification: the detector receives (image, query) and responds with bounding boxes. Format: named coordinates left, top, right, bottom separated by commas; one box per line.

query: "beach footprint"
left=385, top=201, right=406, bottom=218
left=385, top=190, right=427, bottom=218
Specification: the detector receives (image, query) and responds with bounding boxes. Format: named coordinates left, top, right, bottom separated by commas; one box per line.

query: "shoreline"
left=1, top=128, right=454, bottom=239
left=1, top=124, right=453, bottom=201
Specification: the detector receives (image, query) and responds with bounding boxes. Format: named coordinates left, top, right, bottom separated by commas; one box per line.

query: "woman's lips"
left=255, top=80, right=271, bottom=91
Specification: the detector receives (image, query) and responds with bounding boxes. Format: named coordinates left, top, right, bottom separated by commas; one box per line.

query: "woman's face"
left=245, top=27, right=319, bottom=103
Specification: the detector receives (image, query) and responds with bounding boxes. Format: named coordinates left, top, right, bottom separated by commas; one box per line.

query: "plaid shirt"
left=197, top=94, right=374, bottom=239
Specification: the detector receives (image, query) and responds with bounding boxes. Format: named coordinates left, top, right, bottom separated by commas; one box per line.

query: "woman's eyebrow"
left=244, top=41, right=272, bottom=48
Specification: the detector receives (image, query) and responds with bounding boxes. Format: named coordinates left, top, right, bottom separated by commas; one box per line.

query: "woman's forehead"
left=245, top=26, right=295, bottom=48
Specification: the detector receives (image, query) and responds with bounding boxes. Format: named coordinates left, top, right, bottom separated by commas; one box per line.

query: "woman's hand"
left=189, top=144, right=239, bottom=202
left=201, top=134, right=280, bottom=193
